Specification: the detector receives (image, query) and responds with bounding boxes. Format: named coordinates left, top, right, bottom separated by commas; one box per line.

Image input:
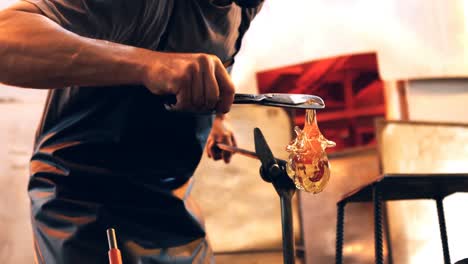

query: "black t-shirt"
left=23, top=0, right=262, bottom=249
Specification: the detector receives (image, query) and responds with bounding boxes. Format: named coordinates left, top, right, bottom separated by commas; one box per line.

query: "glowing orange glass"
left=286, top=110, right=336, bottom=193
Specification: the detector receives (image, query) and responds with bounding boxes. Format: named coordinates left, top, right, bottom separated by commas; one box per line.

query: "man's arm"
left=0, top=2, right=147, bottom=89
left=0, top=2, right=235, bottom=113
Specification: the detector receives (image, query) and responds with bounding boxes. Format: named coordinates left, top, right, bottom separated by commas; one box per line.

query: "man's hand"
left=142, top=52, right=235, bottom=114
left=206, top=115, right=237, bottom=163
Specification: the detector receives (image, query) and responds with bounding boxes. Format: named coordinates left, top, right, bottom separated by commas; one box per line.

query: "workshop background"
left=1, top=0, right=468, bottom=263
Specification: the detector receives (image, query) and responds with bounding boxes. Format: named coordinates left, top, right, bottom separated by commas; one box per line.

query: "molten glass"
left=286, top=109, right=336, bottom=193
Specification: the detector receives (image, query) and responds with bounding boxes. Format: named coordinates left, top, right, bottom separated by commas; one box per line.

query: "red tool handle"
left=108, top=248, right=123, bottom=264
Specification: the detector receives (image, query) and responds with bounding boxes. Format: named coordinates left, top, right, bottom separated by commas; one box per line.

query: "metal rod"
left=436, top=198, right=451, bottom=264
left=107, top=228, right=118, bottom=249
left=217, top=143, right=288, bottom=171
left=295, top=192, right=306, bottom=261
left=383, top=203, right=394, bottom=264
left=373, top=185, right=384, bottom=264
left=280, top=194, right=295, bottom=264
left=216, top=143, right=260, bottom=160
left=335, top=202, right=346, bottom=264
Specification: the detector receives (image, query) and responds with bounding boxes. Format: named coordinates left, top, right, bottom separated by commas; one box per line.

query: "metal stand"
left=280, top=192, right=295, bottom=264
left=373, top=185, right=384, bottom=264
left=436, top=198, right=451, bottom=264
left=335, top=202, right=346, bottom=264
left=255, top=128, right=297, bottom=264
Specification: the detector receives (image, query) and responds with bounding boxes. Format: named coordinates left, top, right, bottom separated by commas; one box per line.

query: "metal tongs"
left=162, top=93, right=325, bottom=110
left=234, top=93, right=325, bottom=109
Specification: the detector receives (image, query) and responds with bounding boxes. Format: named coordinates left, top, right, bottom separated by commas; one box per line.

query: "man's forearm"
left=0, top=6, right=149, bottom=89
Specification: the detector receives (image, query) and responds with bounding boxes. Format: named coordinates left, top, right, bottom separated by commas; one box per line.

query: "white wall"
left=0, top=0, right=13, bottom=9
left=233, top=0, right=468, bottom=93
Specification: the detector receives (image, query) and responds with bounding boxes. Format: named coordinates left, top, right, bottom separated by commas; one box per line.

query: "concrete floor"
left=215, top=252, right=300, bottom=264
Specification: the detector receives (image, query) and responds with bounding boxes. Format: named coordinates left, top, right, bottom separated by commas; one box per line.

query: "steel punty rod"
left=216, top=143, right=260, bottom=160
left=216, top=143, right=288, bottom=166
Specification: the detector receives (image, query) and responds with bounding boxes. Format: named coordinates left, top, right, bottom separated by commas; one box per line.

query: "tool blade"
left=254, top=128, right=277, bottom=168
left=263, top=93, right=325, bottom=109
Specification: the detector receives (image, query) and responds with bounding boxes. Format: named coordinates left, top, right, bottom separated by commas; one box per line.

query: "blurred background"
left=1, top=0, right=468, bottom=263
